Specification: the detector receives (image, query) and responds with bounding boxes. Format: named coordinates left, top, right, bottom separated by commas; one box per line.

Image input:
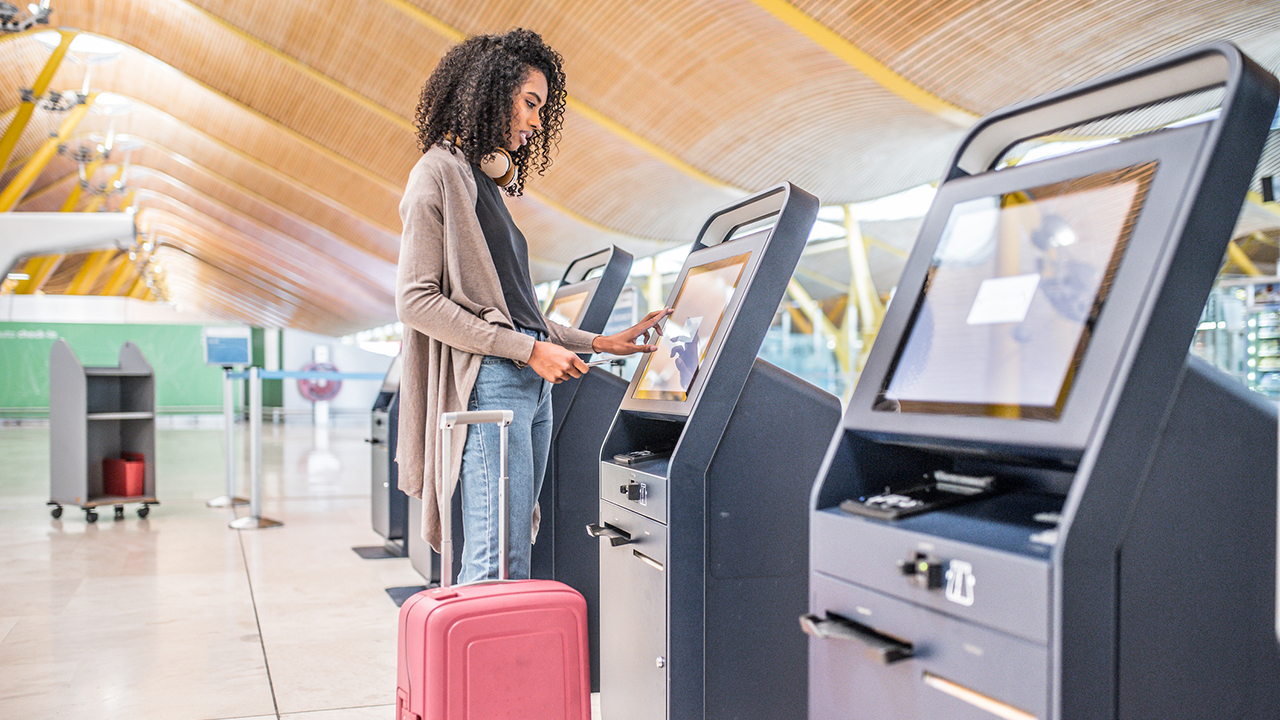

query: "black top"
left=471, top=164, right=549, bottom=336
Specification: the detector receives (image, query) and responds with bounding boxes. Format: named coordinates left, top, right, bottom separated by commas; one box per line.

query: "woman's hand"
left=528, top=340, right=589, bottom=383
left=591, top=308, right=674, bottom=356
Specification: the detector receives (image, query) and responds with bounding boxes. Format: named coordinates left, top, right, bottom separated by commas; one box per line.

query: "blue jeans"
left=457, top=341, right=552, bottom=583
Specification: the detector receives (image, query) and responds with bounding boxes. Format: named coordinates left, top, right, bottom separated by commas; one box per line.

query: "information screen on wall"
left=203, top=326, right=252, bottom=366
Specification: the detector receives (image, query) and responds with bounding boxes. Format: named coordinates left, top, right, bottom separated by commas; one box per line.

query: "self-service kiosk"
left=806, top=43, right=1280, bottom=720
left=406, top=245, right=633, bottom=587
left=531, top=246, right=634, bottom=692
left=370, top=352, right=405, bottom=556
left=594, top=184, right=842, bottom=720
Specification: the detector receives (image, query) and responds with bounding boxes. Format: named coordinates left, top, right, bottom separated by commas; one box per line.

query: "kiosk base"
left=531, top=369, right=629, bottom=692
left=600, top=358, right=841, bottom=720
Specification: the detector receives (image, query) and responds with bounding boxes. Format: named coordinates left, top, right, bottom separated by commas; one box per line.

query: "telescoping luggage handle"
left=439, top=410, right=514, bottom=588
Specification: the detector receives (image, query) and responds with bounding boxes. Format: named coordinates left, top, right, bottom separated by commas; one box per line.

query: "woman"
left=396, top=28, right=668, bottom=584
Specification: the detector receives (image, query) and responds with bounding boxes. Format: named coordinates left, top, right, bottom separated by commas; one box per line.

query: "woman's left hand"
left=591, top=308, right=674, bottom=356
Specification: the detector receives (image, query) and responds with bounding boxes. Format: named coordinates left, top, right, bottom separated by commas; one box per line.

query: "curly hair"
left=414, top=28, right=566, bottom=196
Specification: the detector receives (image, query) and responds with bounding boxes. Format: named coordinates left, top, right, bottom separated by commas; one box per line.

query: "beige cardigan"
left=395, top=145, right=598, bottom=552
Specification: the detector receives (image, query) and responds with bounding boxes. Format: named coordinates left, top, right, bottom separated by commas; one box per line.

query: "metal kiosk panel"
left=596, top=184, right=843, bottom=720
left=807, top=42, right=1280, bottom=720
left=532, top=245, right=634, bottom=692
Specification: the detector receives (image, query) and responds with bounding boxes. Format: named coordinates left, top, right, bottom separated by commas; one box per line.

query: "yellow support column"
left=118, top=189, right=137, bottom=211
left=1226, top=238, right=1263, bottom=277
left=845, top=207, right=886, bottom=370
left=13, top=254, right=63, bottom=294
left=0, top=29, right=77, bottom=174
left=0, top=93, right=97, bottom=212
left=81, top=164, right=124, bottom=212
left=66, top=250, right=115, bottom=295
left=60, top=157, right=105, bottom=211
left=646, top=257, right=665, bottom=313
left=787, top=278, right=848, bottom=373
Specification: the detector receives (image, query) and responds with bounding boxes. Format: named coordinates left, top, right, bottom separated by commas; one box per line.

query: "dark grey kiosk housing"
left=406, top=245, right=633, bottom=587
left=805, top=43, right=1280, bottom=720
left=594, top=184, right=842, bottom=720
left=369, top=352, right=405, bottom=557
left=530, top=245, right=634, bottom=692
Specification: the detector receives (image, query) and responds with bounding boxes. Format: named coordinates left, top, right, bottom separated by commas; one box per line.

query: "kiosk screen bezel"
left=846, top=121, right=1209, bottom=457
left=545, top=278, right=598, bottom=329
left=620, top=227, right=772, bottom=417
left=380, top=352, right=403, bottom=394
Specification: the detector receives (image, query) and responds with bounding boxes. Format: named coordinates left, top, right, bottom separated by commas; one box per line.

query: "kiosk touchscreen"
left=807, top=43, right=1280, bottom=720
left=594, top=184, right=842, bottom=720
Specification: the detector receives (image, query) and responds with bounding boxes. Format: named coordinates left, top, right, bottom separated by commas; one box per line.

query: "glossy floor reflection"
left=0, top=416, right=603, bottom=720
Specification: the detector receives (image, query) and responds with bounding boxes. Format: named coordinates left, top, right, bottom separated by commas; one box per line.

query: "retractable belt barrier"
left=217, top=367, right=386, bottom=530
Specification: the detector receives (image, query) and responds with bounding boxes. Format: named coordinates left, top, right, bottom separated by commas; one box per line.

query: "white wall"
left=280, top=328, right=394, bottom=414
left=2, top=294, right=224, bottom=324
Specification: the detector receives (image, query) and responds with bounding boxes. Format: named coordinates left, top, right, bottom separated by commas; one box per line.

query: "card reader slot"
left=799, top=611, right=914, bottom=664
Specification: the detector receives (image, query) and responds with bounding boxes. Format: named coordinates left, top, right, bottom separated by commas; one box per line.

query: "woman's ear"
left=480, top=148, right=517, bottom=187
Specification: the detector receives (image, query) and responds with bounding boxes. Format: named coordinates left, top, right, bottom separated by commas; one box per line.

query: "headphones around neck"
left=480, top=147, right=517, bottom=188
left=443, top=133, right=517, bottom=188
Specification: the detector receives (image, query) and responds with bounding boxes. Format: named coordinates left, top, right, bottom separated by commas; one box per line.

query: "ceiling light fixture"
left=0, top=0, right=50, bottom=33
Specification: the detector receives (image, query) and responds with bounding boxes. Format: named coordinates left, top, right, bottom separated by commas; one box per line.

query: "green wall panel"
left=0, top=322, right=225, bottom=413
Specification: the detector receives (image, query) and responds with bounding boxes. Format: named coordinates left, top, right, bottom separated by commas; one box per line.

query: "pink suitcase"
left=396, top=410, right=591, bottom=720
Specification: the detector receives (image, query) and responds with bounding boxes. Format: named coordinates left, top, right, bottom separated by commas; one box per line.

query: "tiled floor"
left=0, top=416, right=601, bottom=720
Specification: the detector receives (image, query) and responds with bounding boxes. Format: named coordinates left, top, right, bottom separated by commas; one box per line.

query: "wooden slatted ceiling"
left=15, top=141, right=400, bottom=285
left=48, top=0, right=727, bottom=240
left=134, top=197, right=394, bottom=317
left=792, top=0, right=1280, bottom=115
left=411, top=0, right=965, bottom=202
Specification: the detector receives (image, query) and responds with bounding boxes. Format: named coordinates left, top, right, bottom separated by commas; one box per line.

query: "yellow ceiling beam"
left=126, top=273, right=152, bottom=300
left=13, top=254, right=63, bottom=294
left=0, top=93, right=96, bottom=212
left=746, top=0, right=977, bottom=127
left=0, top=29, right=77, bottom=175
left=61, top=157, right=106, bottom=211
left=102, top=254, right=138, bottom=296
left=65, top=249, right=116, bottom=295
left=377, top=0, right=733, bottom=189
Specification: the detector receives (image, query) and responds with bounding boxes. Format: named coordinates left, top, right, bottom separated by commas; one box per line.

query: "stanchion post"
left=230, top=367, right=282, bottom=529
left=208, top=367, right=248, bottom=508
